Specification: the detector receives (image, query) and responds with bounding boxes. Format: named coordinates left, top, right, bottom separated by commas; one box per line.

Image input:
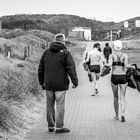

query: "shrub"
left=0, top=59, right=43, bottom=139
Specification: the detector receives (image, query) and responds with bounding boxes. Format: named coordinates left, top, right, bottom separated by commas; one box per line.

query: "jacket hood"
left=49, top=42, right=67, bottom=52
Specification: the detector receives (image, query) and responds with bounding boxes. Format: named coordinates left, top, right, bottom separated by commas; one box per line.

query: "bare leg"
left=95, top=73, right=100, bottom=94
left=111, top=83, right=119, bottom=118
left=91, top=72, right=96, bottom=96
left=119, top=83, right=127, bottom=122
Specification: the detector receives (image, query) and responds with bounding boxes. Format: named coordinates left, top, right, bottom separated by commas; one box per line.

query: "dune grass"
left=121, top=40, right=140, bottom=67
left=0, top=59, right=44, bottom=140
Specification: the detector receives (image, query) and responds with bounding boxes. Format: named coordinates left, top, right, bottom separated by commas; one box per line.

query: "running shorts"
left=111, top=74, right=127, bottom=85
left=89, top=65, right=100, bottom=73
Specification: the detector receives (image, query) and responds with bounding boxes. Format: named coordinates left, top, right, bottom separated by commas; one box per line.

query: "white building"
left=72, top=27, right=91, bottom=40
left=135, top=20, right=140, bottom=27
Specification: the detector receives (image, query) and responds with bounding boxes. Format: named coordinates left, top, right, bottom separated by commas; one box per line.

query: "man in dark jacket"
left=38, top=33, right=78, bottom=133
left=103, top=42, right=112, bottom=63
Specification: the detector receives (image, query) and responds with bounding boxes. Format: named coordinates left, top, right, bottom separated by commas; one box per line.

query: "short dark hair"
left=96, top=43, right=100, bottom=46
left=93, top=43, right=98, bottom=48
left=105, top=42, right=109, bottom=47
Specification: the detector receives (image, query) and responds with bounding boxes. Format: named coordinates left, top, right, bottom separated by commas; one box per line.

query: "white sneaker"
left=113, top=116, right=119, bottom=120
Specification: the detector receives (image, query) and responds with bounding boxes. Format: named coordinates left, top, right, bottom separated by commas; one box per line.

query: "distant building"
left=135, top=20, right=140, bottom=27
left=68, top=31, right=85, bottom=41
left=124, top=21, right=129, bottom=28
left=70, top=27, right=92, bottom=41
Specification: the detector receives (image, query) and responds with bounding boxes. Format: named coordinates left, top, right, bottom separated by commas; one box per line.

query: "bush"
left=0, top=61, right=43, bottom=139
left=0, top=66, right=41, bottom=102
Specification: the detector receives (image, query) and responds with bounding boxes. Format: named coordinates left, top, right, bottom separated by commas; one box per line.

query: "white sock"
left=91, top=81, right=96, bottom=93
left=95, top=80, right=99, bottom=89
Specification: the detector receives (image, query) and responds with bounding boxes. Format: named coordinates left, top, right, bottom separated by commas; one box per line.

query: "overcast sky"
left=0, top=0, right=140, bottom=22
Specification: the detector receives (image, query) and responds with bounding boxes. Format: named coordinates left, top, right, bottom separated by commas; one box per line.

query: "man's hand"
left=131, top=64, right=137, bottom=69
left=39, top=85, right=45, bottom=90
left=72, top=85, right=77, bottom=89
left=102, top=61, right=105, bottom=66
left=131, top=65, right=136, bottom=69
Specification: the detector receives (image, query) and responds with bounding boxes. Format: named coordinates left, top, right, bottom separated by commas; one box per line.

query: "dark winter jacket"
left=103, top=46, right=112, bottom=58
left=38, top=41, right=78, bottom=91
left=126, top=66, right=140, bottom=92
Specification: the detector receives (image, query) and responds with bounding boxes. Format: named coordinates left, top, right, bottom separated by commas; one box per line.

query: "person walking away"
left=38, top=33, right=78, bottom=133
left=96, top=43, right=104, bottom=76
left=96, top=42, right=102, bottom=52
left=103, top=42, right=112, bottom=63
left=106, top=40, right=134, bottom=122
left=85, top=43, right=105, bottom=96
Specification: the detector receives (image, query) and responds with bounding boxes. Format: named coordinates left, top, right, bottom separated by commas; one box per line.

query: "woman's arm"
left=124, top=54, right=135, bottom=69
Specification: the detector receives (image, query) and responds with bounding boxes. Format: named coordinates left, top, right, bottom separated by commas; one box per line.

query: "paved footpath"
left=26, top=42, right=140, bottom=140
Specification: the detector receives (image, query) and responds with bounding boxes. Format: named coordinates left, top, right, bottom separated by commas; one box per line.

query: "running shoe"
left=113, top=116, right=119, bottom=120
left=88, top=73, right=93, bottom=82
left=48, top=128, right=55, bottom=132
left=121, top=116, right=125, bottom=122
left=95, top=88, right=99, bottom=94
left=55, top=128, right=70, bottom=133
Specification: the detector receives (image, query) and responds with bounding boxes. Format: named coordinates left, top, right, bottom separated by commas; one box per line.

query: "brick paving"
left=26, top=42, right=140, bottom=140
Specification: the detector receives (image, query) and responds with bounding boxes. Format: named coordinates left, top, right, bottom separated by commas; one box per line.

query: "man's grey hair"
left=54, top=33, right=65, bottom=42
